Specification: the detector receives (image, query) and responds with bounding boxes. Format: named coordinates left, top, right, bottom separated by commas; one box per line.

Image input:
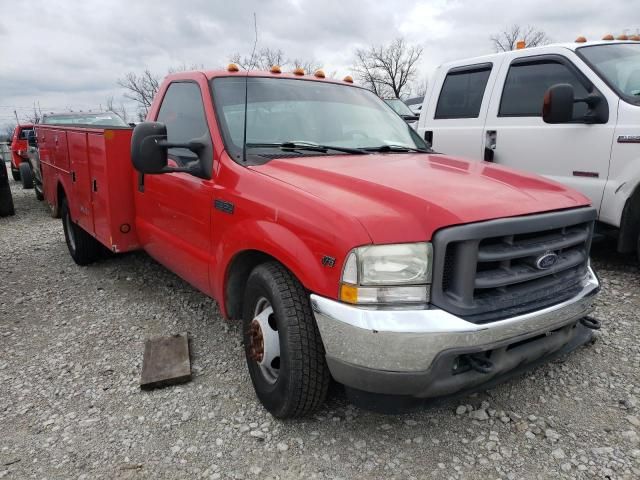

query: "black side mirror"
left=131, top=122, right=205, bottom=175
left=543, top=84, right=574, bottom=124
left=543, top=83, right=608, bottom=125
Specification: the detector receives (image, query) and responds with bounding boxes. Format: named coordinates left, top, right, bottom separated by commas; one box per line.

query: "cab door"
left=421, top=61, right=501, bottom=160
left=483, top=50, right=618, bottom=212
left=135, top=80, right=215, bottom=295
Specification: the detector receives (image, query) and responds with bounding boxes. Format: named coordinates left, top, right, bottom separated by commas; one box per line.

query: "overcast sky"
left=0, top=0, right=635, bottom=128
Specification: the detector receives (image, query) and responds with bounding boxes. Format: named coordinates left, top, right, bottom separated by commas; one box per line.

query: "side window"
left=435, top=66, right=492, bottom=119
left=157, top=82, right=209, bottom=164
left=499, top=61, right=589, bottom=118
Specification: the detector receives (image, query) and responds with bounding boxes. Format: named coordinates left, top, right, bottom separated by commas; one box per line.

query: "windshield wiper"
left=246, top=141, right=369, bottom=155
left=363, top=144, right=431, bottom=153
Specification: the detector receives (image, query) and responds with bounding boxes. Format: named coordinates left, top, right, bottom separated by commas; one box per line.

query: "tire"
left=11, top=168, right=20, bottom=181
left=19, top=162, right=33, bottom=189
left=0, top=170, right=15, bottom=217
left=242, top=262, right=330, bottom=418
left=34, top=182, right=44, bottom=201
left=61, top=197, right=102, bottom=265
left=637, top=233, right=640, bottom=265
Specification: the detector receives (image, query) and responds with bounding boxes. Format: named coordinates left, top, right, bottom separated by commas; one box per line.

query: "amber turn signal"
left=339, top=284, right=358, bottom=304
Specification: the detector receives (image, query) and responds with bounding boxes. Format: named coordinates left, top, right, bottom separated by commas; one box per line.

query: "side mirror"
left=543, top=84, right=574, bottom=124
left=131, top=122, right=169, bottom=174
left=131, top=122, right=206, bottom=175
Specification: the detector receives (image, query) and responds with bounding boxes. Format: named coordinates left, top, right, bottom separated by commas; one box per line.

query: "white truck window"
left=499, top=61, right=589, bottom=119
left=434, top=65, right=492, bottom=119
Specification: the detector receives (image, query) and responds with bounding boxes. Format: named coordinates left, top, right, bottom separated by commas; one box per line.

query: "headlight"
left=340, top=242, right=432, bottom=306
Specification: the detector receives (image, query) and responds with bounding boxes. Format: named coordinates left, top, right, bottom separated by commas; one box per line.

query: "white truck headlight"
left=340, top=242, right=432, bottom=305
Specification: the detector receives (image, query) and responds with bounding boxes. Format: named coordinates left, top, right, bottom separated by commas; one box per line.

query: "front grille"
left=431, top=208, right=596, bottom=323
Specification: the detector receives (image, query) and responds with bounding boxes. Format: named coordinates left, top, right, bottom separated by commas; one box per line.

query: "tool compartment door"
left=66, top=131, right=94, bottom=234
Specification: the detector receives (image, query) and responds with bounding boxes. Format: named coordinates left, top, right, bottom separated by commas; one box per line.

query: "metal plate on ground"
left=140, top=333, right=191, bottom=389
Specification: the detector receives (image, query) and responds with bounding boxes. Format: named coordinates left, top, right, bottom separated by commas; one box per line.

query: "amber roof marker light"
left=575, top=36, right=587, bottom=43
left=270, top=65, right=282, bottom=74
left=343, top=75, right=354, bottom=83
left=314, top=70, right=326, bottom=78
left=227, top=63, right=240, bottom=72
left=293, top=67, right=305, bottom=76
left=602, top=34, right=614, bottom=40
left=516, top=40, right=526, bottom=49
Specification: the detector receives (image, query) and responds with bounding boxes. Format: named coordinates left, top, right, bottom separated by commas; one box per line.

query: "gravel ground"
left=1, top=163, right=640, bottom=479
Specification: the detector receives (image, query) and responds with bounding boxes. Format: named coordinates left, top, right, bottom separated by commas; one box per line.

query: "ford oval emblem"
left=536, top=252, right=559, bottom=270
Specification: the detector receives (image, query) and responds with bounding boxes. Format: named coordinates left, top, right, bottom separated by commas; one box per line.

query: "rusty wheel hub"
left=248, top=319, right=264, bottom=362
left=248, top=298, right=281, bottom=384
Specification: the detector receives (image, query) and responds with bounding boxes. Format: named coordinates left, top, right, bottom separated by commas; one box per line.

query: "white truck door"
left=420, top=60, right=501, bottom=160
left=483, top=50, right=618, bottom=212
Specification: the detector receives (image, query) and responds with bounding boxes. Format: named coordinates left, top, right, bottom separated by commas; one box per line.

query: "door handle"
left=484, top=130, right=497, bottom=162
left=92, top=179, right=98, bottom=192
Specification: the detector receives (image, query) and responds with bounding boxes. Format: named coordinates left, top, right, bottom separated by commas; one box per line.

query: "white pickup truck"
left=417, top=40, right=640, bottom=260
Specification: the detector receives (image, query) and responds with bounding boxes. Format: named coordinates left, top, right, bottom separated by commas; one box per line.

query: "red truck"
left=36, top=66, right=601, bottom=417
left=10, top=123, right=35, bottom=189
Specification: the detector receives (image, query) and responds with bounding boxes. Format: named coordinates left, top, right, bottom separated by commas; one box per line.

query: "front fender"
left=213, top=218, right=347, bottom=316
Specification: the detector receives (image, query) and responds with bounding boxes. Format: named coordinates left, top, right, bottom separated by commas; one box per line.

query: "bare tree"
left=118, top=64, right=199, bottom=119
left=490, top=24, right=550, bottom=52
left=353, top=38, right=423, bottom=98
left=22, top=103, right=41, bottom=124
left=229, top=48, right=320, bottom=73
left=105, top=96, right=129, bottom=123
left=230, top=47, right=286, bottom=70
left=408, top=78, right=428, bottom=99
left=117, top=70, right=160, bottom=119
left=2, top=124, right=16, bottom=140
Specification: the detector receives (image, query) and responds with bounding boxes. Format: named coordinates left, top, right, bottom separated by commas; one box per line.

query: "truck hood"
left=250, top=153, right=591, bottom=243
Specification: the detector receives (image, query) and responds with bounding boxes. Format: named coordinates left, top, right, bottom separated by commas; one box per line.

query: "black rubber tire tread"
left=61, top=197, right=102, bottom=266
left=0, top=172, right=15, bottom=217
left=34, top=182, right=44, bottom=201
left=637, top=233, right=640, bottom=266
left=19, top=162, right=33, bottom=189
left=243, top=261, right=330, bottom=418
left=11, top=168, right=20, bottom=181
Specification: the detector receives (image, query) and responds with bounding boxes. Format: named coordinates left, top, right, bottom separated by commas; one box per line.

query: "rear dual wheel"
left=243, top=262, right=330, bottom=418
left=61, top=198, right=102, bottom=265
left=19, top=163, right=33, bottom=189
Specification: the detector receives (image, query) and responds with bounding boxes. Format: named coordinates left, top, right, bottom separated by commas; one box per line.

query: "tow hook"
left=465, top=354, right=494, bottom=374
left=580, top=316, right=601, bottom=330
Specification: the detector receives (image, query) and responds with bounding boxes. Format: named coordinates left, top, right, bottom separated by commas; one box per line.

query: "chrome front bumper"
left=311, top=267, right=599, bottom=377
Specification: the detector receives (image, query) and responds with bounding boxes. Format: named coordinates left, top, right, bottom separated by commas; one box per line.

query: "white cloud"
left=0, top=0, right=635, bottom=127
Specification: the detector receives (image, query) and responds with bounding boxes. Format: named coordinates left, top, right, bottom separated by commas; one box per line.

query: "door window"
left=499, top=61, right=589, bottom=118
left=435, top=66, right=492, bottom=119
left=157, top=82, right=209, bottom=164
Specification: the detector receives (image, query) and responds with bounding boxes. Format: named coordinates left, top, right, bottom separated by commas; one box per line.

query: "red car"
left=36, top=67, right=600, bottom=417
left=10, top=123, right=34, bottom=189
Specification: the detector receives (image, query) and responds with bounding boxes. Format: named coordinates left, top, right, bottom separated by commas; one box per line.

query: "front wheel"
left=19, top=163, right=33, bottom=189
left=243, top=262, right=330, bottom=418
left=61, top=198, right=102, bottom=265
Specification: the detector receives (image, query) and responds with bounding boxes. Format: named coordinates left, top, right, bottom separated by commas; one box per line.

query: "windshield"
left=578, top=43, right=640, bottom=102
left=42, top=112, right=128, bottom=126
left=211, top=77, right=428, bottom=163
left=384, top=98, right=415, bottom=117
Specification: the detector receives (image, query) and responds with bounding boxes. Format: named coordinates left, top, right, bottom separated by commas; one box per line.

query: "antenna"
left=242, top=13, right=257, bottom=162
